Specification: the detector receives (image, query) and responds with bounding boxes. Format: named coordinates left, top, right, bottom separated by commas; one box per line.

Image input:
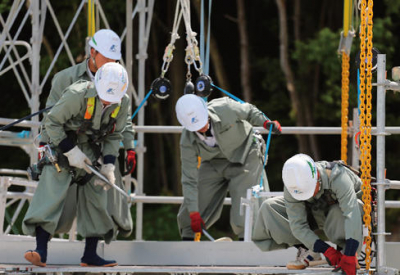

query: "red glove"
left=337, top=255, right=357, bottom=275
left=189, top=212, right=205, bottom=233
left=323, top=247, right=343, bottom=266
left=263, top=120, right=282, bottom=134
left=125, top=149, right=136, bottom=174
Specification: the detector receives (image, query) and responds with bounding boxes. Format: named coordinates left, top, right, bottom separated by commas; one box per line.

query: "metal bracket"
left=337, top=30, right=355, bottom=55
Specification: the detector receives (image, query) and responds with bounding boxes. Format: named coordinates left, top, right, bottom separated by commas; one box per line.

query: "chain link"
left=359, top=0, right=373, bottom=270
left=341, top=52, right=350, bottom=163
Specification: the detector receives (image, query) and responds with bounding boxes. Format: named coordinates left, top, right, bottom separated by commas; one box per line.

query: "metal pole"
left=30, top=0, right=41, bottom=165
left=0, top=178, right=7, bottom=236
left=135, top=0, right=147, bottom=240
left=376, top=54, right=387, bottom=269
left=126, top=0, right=133, bottom=99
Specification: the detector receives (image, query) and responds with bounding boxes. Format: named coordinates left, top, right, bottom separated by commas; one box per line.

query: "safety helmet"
left=88, top=29, right=121, bottom=60
left=175, top=94, right=208, bottom=132
left=282, top=154, right=318, bottom=201
left=95, top=63, right=128, bottom=103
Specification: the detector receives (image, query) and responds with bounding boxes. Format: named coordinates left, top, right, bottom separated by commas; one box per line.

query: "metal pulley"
left=195, top=74, right=213, bottom=97
left=184, top=80, right=195, bottom=95
left=151, top=77, right=172, bottom=100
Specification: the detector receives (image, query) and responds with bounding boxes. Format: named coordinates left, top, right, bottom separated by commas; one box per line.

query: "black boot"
left=24, top=226, right=50, bottom=267
left=80, top=237, right=118, bottom=267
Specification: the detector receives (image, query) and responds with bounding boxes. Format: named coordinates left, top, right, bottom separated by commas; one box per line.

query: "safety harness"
left=77, top=97, right=121, bottom=142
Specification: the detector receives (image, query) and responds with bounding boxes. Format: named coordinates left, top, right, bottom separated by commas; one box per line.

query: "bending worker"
left=23, top=63, right=130, bottom=267
left=39, top=29, right=135, bottom=237
left=175, top=94, right=281, bottom=240
left=252, top=153, right=363, bottom=275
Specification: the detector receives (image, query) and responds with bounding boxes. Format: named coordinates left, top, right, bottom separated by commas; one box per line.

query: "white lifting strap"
left=180, top=0, right=203, bottom=74
left=161, top=0, right=183, bottom=76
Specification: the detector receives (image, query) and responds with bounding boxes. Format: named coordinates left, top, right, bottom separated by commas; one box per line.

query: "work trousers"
left=178, top=144, right=269, bottom=239
left=252, top=196, right=364, bottom=252
left=22, top=143, right=115, bottom=243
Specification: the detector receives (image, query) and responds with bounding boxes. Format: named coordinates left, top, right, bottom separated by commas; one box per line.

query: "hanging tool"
left=86, top=164, right=132, bottom=203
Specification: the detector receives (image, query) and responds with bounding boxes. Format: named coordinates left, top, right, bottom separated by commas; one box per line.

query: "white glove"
left=94, top=164, right=115, bottom=191
left=63, top=146, right=92, bottom=173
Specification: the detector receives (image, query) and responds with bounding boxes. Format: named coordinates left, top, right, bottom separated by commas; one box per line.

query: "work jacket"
left=284, top=161, right=363, bottom=250
left=180, top=97, right=268, bottom=212
left=41, top=60, right=135, bottom=150
left=45, top=80, right=130, bottom=158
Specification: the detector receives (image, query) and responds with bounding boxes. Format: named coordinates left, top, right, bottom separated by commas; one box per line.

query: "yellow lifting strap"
left=359, top=0, right=374, bottom=270
left=84, top=97, right=120, bottom=121
left=87, top=0, right=95, bottom=37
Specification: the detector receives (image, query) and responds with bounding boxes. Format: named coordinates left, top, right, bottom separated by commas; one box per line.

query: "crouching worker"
left=175, top=94, right=281, bottom=240
left=252, top=154, right=363, bottom=275
left=22, top=62, right=130, bottom=267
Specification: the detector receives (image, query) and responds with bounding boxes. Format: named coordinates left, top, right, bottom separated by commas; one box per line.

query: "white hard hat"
left=89, top=29, right=121, bottom=60
left=95, top=63, right=128, bottom=103
left=175, top=94, right=208, bottom=132
left=282, top=154, right=318, bottom=201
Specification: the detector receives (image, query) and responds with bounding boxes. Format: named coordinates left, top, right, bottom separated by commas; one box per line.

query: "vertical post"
left=126, top=0, right=133, bottom=98
left=135, top=0, right=148, bottom=240
left=243, top=189, right=254, bottom=242
left=0, top=178, right=7, bottom=236
left=376, top=54, right=387, bottom=269
left=30, top=0, right=41, bottom=165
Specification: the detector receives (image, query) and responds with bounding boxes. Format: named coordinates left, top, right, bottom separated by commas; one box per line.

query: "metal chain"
left=359, top=0, right=373, bottom=270
left=341, top=52, right=350, bottom=163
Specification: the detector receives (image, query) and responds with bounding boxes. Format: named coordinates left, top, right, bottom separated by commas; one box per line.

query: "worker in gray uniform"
left=39, top=29, right=134, bottom=238
left=252, top=153, right=363, bottom=275
left=175, top=94, right=281, bottom=240
left=23, top=63, right=130, bottom=267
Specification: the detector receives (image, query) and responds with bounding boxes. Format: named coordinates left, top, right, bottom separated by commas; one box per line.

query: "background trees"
left=1, top=0, right=399, bottom=241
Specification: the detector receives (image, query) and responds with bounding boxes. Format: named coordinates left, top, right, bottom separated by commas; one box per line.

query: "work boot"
left=286, top=247, right=327, bottom=270
left=24, top=226, right=50, bottom=267
left=80, top=237, right=118, bottom=267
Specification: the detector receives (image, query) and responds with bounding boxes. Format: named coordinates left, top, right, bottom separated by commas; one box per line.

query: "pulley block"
left=184, top=80, right=195, bottom=95
left=151, top=77, right=172, bottom=100
left=195, top=74, right=213, bottom=97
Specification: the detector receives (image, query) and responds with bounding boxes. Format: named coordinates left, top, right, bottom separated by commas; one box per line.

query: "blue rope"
left=200, top=0, right=205, bottom=70
left=200, top=0, right=212, bottom=75
left=211, top=83, right=245, bottom=103
left=131, top=90, right=153, bottom=120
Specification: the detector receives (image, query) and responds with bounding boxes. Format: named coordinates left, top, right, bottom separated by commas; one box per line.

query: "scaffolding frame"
left=0, top=1, right=400, bottom=274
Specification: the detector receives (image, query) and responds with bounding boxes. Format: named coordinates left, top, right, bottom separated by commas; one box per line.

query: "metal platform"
left=0, top=265, right=337, bottom=275
left=1, top=238, right=399, bottom=275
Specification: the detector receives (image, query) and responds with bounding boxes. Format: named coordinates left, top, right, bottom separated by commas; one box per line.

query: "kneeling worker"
left=252, top=154, right=363, bottom=275
left=23, top=63, right=130, bottom=267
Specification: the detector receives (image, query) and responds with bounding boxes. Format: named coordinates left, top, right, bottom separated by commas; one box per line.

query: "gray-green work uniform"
left=39, top=60, right=133, bottom=237
left=177, top=97, right=270, bottom=239
left=23, top=80, right=130, bottom=243
left=252, top=161, right=363, bottom=253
